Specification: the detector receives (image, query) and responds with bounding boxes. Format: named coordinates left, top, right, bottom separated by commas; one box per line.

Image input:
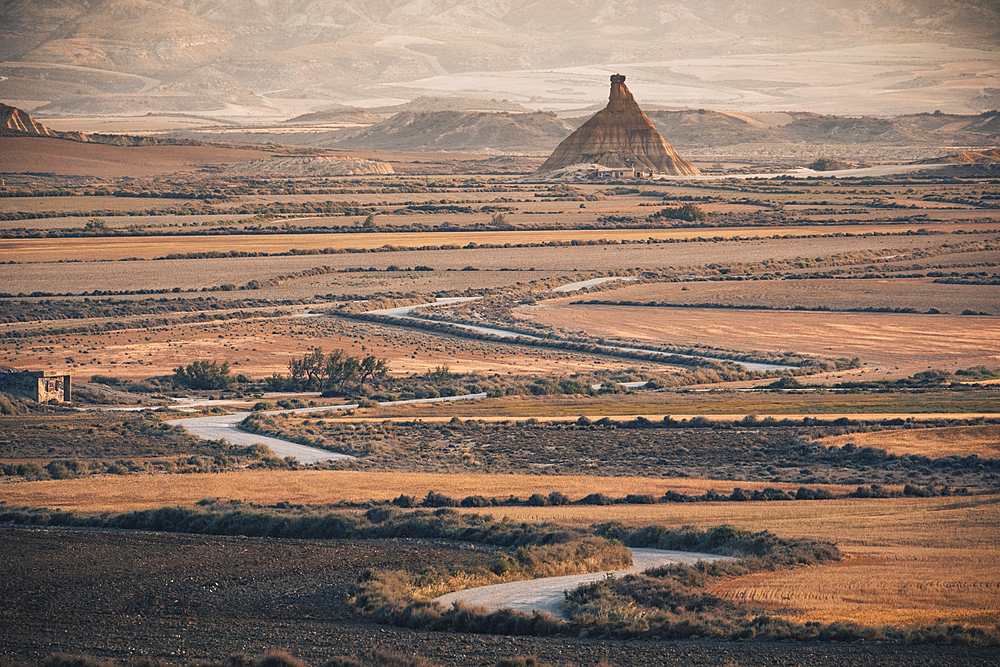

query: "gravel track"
left=434, top=548, right=734, bottom=617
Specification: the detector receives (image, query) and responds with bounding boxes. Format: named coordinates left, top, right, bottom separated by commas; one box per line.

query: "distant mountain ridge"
left=333, top=111, right=574, bottom=152
left=1, top=0, right=998, bottom=116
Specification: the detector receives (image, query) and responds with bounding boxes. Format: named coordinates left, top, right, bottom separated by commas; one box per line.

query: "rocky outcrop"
left=912, top=148, right=1000, bottom=164
left=0, top=104, right=57, bottom=137
left=535, top=75, right=700, bottom=176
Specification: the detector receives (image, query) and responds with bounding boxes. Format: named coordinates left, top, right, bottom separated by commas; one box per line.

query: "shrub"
left=0, top=393, right=27, bottom=415
left=547, top=491, right=571, bottom=506
left=578, top=493, right=615, bottom=505
left=42, top=656, right=113, bottom=667
left=421, top=491, right=458, bottom=507
left=652, top=203, right=707, bottom=222
left=527, top=493, right=548, bottom=506
left=173, top=360, right=234, bottom=390
left=392, top=494, right=416, bottom=508
left=251, top=653, right=308, bottom=667
left=461, top=495, right=492, bottom=507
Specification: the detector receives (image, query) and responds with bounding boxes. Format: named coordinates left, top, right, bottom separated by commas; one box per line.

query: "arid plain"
left=2, top=131, right=1000, bottom=666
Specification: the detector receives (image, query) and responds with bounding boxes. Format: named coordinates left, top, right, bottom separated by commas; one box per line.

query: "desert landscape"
left=2, top=2, right=1000, bottom=666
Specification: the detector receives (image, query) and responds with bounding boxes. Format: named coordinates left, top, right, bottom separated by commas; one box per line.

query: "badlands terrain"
left=1, top=64, right=999, bottom=667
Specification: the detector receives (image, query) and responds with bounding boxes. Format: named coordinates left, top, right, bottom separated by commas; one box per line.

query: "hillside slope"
left=333, top=111, right=574, bottom=152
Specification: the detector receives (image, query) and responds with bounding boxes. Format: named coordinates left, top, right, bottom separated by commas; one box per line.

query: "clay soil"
left=0, top=315, right=673, bottom=381
left=0, top=137, right=271, bottom=178
left=5, top=527, right=998, bottom=667
left=4, top=232, right=987, bottom=295
left=516, top=303, right=1000, bottom=380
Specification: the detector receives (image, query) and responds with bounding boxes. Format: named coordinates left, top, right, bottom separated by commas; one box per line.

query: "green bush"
left=173, top=360, right=234, bottom=390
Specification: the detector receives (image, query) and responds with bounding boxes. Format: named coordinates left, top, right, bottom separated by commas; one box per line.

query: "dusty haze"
left=1, top=0, right=998, bottom=119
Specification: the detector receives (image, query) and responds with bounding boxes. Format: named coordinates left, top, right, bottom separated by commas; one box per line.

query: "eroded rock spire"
left=536, top=74, right=700, bottom=176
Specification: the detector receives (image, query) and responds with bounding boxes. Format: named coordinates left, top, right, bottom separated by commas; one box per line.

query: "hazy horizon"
left=1, top=0, right=998, bottom=120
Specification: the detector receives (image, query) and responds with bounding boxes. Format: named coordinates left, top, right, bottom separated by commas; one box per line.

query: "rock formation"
left=535, top=75, right=700, bottom=176
left=0, top=104, right=58, bottom=137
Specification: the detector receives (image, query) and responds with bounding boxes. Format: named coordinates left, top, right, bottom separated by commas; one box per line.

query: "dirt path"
left=167, top=411, right=353, bottom=463
left=434, top=547, right=733, bottom=618
left=168, top=393, right=488, bottom=462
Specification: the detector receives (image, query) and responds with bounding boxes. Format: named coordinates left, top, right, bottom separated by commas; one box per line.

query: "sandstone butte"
left=535, top=74, right=700, bottom=176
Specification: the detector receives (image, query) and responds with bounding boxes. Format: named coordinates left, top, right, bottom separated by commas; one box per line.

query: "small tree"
left=173, top=360, right=234, bottom=390
left=428, top=365, right=451, bottom=384
left=284, top=348, right=387, bottom=394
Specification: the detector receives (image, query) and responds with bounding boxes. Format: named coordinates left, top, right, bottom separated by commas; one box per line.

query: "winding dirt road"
left=434, top=547, right=734, bottom=618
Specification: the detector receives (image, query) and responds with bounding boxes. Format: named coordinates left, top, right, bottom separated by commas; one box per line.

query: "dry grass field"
left=819, top=424, right=1000, bottom=459
left=4, top=230, right=990, bottom=296
left=0, top=137, right=271, bottom=177
left=517, top=304, right=1000, bottom=379
left=0, top=469, right=855, bottom=512
left=1, top=315, right=673, bottom=379
left=459, top=496, right=1000, bottom=630
left=3, top=145, right=1000, bottom=653
left=9, top=221, right=990, bottom=263
left=575, top=277, right=1000, bottom=315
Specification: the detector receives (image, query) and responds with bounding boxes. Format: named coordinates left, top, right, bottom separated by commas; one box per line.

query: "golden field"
left=517, top=303, right=1000, bottom=379
left=3, top=468, right=996, bottom=630
left=6, top=221, right=989, bottom=262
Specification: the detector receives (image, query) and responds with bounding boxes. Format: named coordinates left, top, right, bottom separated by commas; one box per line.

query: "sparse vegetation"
left=3, top=154, right=1000, bottom=666
left=172, top=360, right=234, bottom=390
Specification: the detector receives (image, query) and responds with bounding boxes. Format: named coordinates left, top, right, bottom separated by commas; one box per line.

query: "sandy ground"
left=434, top=547, right=734, bottom=618
left=12, top=223, right=987, bottom=263
left=517, top=303, right=1000, bottom=381
left=0, top=137, right=272, bottom=177
left=166, top=411, right=353, bottom=464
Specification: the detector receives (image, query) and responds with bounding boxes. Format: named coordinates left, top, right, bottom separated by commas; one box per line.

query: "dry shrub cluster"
left=0, top=505, right=610, bottom=550
left=236, top=414, right=1000, bottom=490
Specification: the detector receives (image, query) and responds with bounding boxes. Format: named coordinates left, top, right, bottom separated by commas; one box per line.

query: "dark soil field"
left=3, top=527, right=998, bottom=667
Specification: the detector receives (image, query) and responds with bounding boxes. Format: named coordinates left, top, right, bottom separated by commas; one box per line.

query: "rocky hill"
left=1, top=103, right=90, bottom=141
left=333, top=111, right=574, bottom=152
left=285, top=107, right=384, bottom=125
left=366, top=97, right=531, bottom=115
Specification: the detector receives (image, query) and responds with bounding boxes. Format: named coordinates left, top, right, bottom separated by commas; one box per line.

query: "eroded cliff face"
left=536, top=75, right=700, bottom=176
left=0, top=104, right=57, bottom=137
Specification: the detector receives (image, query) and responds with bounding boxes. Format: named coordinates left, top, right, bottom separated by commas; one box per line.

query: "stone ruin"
left=0, top=367, right=72, bottom=403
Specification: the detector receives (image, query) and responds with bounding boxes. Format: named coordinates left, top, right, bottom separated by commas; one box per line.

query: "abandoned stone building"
left=0, top=366, right=72, bottom=403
